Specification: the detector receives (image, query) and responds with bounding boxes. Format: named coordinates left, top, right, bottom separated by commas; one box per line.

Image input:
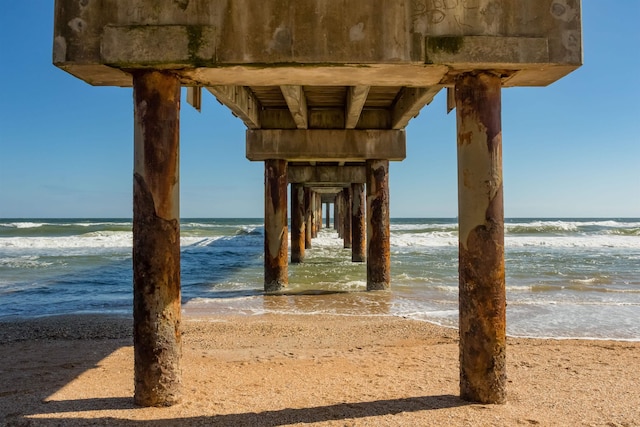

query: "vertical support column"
left=317, top=194, right=323, bottom=232
left=455, top=71, right=506, bottom=404
left=264, top=159, right=288, bottom=292
left=310, top=191, right=317, bottom=238
left=366, top=159, right=390, bottom=290
left=304, top=187, right=312, bottom=249
left=291, top=183, right=305, bottom=264
left=351, top=183, right=366, bottom=263
left=335, top=194, right=340, bottom=237
left=326, top=202, right=330, bottom=229
left=132, top=71, right=181, bottom=407
left=343, top=187, right=352, bottom=249
left=336, top=192, right=343, bottom=238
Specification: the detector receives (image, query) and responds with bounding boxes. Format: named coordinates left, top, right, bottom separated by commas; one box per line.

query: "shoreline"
left=3, top=310, right=639, bottom=343
left=1, top=313, right=638, bottom=426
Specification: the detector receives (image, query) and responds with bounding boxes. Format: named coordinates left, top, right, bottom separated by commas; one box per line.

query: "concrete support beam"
left=346, top=86, right=370, bottom=129
left=280, top=85, right=308, bottom=129
left=246, top=130, right=406, bottom=162
left=186, top=86, right=201, bottom=112
left=426, top=36, right=549, bottom=70
left=206, top=85, right=261, bottom=129
left=291, top=183, right=306, bottom=264
left=101, top=25, right=217, bottom=69
left=288, top=165, right=366, bottom=185
left=455, top=72, right=506, bottom=404
left=321, top=194, right=336, bottom=204
left=391, top=86, right=441, bottom=129
left=351, top=183, right=366, bottom=263
left=264, top=159, right=289, bottom=291
left=55, top=1, right=582, bottom=88
left=312, top=186, right=346, bottom=194
left=366, top=159, right=390, bottom=290
left=304, top=188, right=313, bottom=249
left=343, top=188, right=352, bottom=249
left=132, top=71, right=182, bottom=407
left=57, top=1, right=582, bottom=88
left=447, top=87, right=456, bottom=114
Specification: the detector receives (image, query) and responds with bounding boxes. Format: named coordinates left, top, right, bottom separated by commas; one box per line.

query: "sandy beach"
left=0, top=313, right=638, bottom=427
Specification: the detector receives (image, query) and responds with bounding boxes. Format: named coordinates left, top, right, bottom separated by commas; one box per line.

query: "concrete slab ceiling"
left=54, top=0, right=582, bottom=133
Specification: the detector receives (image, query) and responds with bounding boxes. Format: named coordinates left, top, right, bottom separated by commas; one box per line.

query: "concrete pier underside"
left=54, top=0, right=581, bottom=407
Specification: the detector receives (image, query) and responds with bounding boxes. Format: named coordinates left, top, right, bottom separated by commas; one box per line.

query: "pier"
left=53, top=0, right=582, bottom=407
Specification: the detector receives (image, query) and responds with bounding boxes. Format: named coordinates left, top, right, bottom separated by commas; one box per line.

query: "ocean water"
left=0, top=218, right=638, bottom=341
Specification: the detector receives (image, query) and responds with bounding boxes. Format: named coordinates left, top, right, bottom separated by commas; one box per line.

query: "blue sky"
left=1, top=2, right=638, bottom=218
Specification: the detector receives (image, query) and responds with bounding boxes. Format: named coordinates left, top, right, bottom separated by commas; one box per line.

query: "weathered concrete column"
left=340, top=192, right=346, bottom=239
left=343, top=188, right=352, bottom=249
left=326, top=202, right=330, bottom=229
left=317, top=193, right=323, bottom=232
left=291, top=182, right=305, bottom=264
left=366, top=159, right=390, bottom=290
left=310, top=191, right=317, bottom=238
left=455, top=71, right=506, bottom=404
left=336, top=192, right=343, bottom=238
left=132, top=71, right=181, bottom=407
left=304, top=187, right=313, bottom=249
left=351, top=183, right=366, bottom=263
left=264, top=159, right=288, bottom=291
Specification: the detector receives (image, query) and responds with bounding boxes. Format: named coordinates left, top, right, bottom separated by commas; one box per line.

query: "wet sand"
left=0, top=313, right=638, bottom=426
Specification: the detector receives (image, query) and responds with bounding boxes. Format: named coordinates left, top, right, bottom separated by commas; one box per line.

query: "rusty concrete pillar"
left=132, top=71, right=181, bottom=407
left=291, top=182, right=305, bottom=264
left=264, top=159, right=288, bottom=291
left=326, top=202, right=330, bottom=229
left=366, top=159, right=390, bottom=290
left=336, top=192, right=343, bottom=238
left=455, top=71, right=506, bottom=404
left=351, top=183, right=366, bottom=263
left=304, top=187, right=312, bottom=249
left=317, top=194, right=323, bottom=231
left=340, top=192, right=346, bottom=239
left=316, top=193, right=322, bottom=232
left=310, top=190, right=317, bottom=238
left=335, top=193, right=340, bottom=237
left=334, top=195, right=339, bottom=233
left=343, top=187, right=352, bottom=249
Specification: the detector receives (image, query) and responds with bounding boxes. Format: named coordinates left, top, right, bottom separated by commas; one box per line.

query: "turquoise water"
left=0, top=218, right=638, bottom=340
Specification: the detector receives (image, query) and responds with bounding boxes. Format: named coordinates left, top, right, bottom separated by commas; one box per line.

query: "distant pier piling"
left=343, top=187, right=352, bottom=249
left=317, top=193, right=322, bottom=232
left=351, top=183, right=366, bottom=262
left=291, top=183, right=305, bottom=263
left=366, top=159, right=390, bottom=290
left=326, top=202, right=330, bottom=228
left=336, top=192, right=343, bottom=238
left=264, top=159, right=288, bottom=291
left=304, top=187, right=313, bottom=249
left=311, top=191, right=317, bottom=239
left=455, top=72, right=506, bottom=404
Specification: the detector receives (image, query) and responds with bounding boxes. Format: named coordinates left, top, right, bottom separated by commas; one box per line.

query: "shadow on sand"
left=17, top=394, right=467, bottom=426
